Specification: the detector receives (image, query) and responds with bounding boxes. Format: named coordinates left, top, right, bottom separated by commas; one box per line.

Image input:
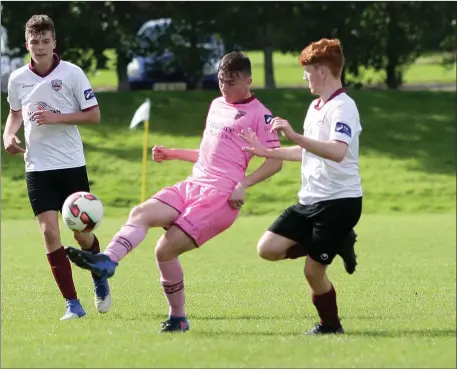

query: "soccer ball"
left=62, top=191, right=104, bottom=233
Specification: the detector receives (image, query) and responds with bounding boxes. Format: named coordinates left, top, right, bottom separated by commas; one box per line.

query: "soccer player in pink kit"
left=66, top=51, right=282, bottom=332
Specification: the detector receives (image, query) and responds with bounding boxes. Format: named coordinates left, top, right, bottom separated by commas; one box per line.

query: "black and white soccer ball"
left=62, top=191, right=104, bottom=233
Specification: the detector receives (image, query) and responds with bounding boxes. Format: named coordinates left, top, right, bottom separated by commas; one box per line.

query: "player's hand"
left=3, top=134, right=26, bottom=155
left=32, top=111, right=61, bottom=125
left=152, top=145, right=172, bottom=163
left=239, top=128, right=268, bottom=157
left=229, top=182, right=247, bottom=210
left=271, top=117, right=298, bottom=140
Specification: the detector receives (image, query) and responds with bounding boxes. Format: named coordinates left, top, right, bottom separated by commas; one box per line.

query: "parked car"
left=127, top=19, right=224, bottom=90
left=1, top=26, right=24, bottom=93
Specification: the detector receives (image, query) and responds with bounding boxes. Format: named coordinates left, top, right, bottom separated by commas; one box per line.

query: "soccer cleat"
left=159, top=317, right=190, bottom=333
left=60, top=299, right=87, bottom=321
left=93, top=276, right=111, bottom=313
left=338, top=230, right=358, bottom=274
left=306, top=323, right=344, bottom=335
left=65, top=247, right=118, bottom=279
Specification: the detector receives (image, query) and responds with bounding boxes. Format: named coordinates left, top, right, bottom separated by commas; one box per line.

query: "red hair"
left=299, top=38, right=345, bottom=78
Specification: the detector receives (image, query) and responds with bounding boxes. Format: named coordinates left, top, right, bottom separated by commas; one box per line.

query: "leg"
left=57, top=165, right=110, bottom=313
left=256, top=231, right=297, bottom=261
left=155, top=225, right=197, bottom=333
left=66, top=197, right=181, bottom=277
left=304, top=256, right=343, bottom=334
left=155, top=183, right=239, bottom=333
left=262, top=204, right=313, bottom=261
left=26, top=170, right=85, bottom=320
left=303, top=198, right=362, bottom=334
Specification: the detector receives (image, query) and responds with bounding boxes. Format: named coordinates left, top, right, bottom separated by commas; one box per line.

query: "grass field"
left=1, top=88, right=456, bottom=367
left=1, top=214, right=456, bottom=368
left=23, top=50, right=456, bottom=89
left=1, top=89, right=455, bottom=219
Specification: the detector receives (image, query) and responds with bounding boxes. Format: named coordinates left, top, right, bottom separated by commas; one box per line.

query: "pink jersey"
left=188, top=96, right=280, bottom=192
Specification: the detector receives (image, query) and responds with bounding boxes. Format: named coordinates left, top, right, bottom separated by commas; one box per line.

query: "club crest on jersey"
left=335, top=122, right=352, bottom=138
left=264, top=114, right=273, bottom=124
left=51, top=79, right=62, bottom=91
left=84, top=88, right=95, bottom=101
left=235, top=111, right=246, bottom=120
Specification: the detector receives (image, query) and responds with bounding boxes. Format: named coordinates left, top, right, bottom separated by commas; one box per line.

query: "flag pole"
left=141, top=118, right=149, bottom=203
left=129, top=97, right=151, bottom=204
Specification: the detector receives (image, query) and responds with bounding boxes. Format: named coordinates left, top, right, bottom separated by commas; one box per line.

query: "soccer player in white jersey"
left=240, top=38, right=362, bottom=334
left=2, top=15, right=111, bottom=320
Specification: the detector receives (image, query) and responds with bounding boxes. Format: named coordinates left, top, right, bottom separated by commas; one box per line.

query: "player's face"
left=25, top=31, right=56, bottom=63
left=218, top=71, right=252, bottom=104
left=303, top=64, right=326, bottom=95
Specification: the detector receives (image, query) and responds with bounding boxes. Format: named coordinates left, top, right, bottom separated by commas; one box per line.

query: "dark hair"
left=25, top=15, right=56, bottom=41
left=218, top=51, right=252, bottom=77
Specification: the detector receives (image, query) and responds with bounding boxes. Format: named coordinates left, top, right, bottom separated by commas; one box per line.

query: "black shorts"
left=268, top=197, right=362, bottom=265
left=26, top=166, right=90, bottom=216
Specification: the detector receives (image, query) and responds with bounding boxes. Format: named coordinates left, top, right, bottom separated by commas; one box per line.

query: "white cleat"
left=95, top=292, right=111, bottom=313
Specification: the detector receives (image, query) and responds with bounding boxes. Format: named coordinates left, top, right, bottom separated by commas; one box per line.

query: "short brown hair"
left=299, top=38, right=344, bottom=78
left=25, top=15, right=56, bottom=41
left=218, top=51, right=252, bottom=77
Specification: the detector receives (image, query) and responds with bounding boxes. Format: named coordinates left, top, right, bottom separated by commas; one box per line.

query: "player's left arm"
left=242, top=113, right=282, bottom=187
left=229, top=114, right=282, bottom=209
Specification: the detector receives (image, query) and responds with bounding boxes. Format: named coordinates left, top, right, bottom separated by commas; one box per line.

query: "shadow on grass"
left=191, top=328, right=456, bottom=338
left=345, top=328, right=456, bottom=338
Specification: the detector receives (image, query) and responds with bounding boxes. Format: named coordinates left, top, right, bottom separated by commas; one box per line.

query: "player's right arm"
left=152, top=146, right=199, bottom=163
left=3, top=75, right=25, bottom=155
left=3, top=110, right=25, bottom=155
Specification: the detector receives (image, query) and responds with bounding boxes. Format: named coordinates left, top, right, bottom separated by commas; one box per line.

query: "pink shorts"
left=151, top=180, right=240, bottom=246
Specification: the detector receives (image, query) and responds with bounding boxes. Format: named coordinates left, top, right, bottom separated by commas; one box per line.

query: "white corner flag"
left=130, top=98, right=151, bottom=130
left=129, top=98, right=152, bottom=202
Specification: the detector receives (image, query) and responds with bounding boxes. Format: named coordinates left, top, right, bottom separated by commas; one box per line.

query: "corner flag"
left=130, top=98, right=151, bottom=202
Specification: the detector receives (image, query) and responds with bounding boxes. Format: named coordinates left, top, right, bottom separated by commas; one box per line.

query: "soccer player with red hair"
left=241, top=38, right=363, bottom=334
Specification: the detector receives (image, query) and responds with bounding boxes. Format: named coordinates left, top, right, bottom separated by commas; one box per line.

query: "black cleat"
left=338, top=230, right=358, bottom=274
left=306, top=323, right=344, bottom=335
left=159, top=318, right=190, bottom=333
left=65, top=246, right=118, bottom=279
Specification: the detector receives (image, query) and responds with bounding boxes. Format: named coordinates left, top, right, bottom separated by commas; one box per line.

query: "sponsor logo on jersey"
left=84, top=88, right=95, bottom=101
left=335, top=122, right=352, bottom=138
left=51, top=79, right=62, bottom=91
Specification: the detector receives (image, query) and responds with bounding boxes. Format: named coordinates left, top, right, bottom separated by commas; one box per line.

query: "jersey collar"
left=28, top=53, right=61, bottom=78
left=231, top=94, right=256, bottom=105
left=314, top=88, right=346, bottom=110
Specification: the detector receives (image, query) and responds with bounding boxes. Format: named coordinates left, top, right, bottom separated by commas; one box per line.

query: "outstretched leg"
left=66, top=199, right=180, bottom=278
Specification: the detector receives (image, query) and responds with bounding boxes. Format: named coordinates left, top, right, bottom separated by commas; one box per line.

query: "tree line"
left=1, top=1, right=455, bottom=90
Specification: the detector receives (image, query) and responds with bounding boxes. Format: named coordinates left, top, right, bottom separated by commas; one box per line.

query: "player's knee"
left=304, top=262, right=325, bottom=283
left=155, top=241, right=175, bottom=262
left=41, top=224, right=60, bottom=246
left=257, top=241, right=280, bottom=261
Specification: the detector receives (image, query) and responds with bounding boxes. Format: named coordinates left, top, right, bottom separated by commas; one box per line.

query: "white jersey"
left=7, top=55, right=98, bottom=172
left=298, top=89, right=363, bottom=205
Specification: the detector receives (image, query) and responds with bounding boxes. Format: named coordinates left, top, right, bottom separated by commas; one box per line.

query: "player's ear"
left=25, top=41, right=29, bottom=51
left=53, top=39, right=57, bottom=50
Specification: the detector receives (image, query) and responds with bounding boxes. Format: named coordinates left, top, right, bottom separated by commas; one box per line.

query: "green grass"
left=1, top=89, right=455, bottom=219
left=1, top=213, right=456, bottom=368
left=86, top=50, right=456, bottom=89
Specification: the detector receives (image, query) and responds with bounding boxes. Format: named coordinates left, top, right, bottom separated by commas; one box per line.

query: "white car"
left=1, top=26, right=25, bottom=93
